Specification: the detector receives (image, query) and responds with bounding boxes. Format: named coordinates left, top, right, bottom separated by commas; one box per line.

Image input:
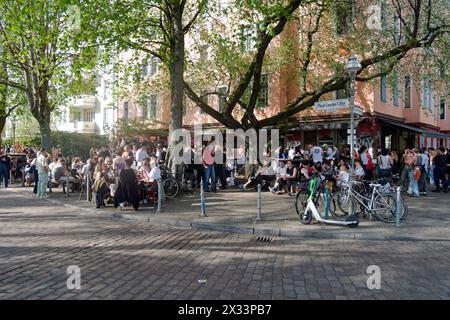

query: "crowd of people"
left=1, top=141, right=450, bottom=209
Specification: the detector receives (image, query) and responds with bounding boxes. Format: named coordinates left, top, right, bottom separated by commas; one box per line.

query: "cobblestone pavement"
left=0, top=191, right=449, bottom=300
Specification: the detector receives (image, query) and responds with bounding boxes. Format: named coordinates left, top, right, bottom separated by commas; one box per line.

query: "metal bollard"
left=86, top=176, right=90, bottom=202
left=256, top=184, right=262, bottom=221
left=157, top=179, right=163, bottom=213
left=324, top=185, right=329, bottom=220
left=200, top=178, right=207, bottom=217
left=396, top=186, right=401, bottom=227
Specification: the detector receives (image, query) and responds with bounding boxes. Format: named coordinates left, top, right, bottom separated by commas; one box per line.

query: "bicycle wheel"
left=163, top=178, right=179, bottom=198
left=372, top=193, right=397, bottom=223
left=399, top=197, right=408, bottom=221
left=329, top=191, right=356, bottom=220
left=295, top=190, right=310, bottom=216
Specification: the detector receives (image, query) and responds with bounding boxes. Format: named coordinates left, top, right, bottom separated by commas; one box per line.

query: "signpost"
left=314, top=99, right=349, bottom=112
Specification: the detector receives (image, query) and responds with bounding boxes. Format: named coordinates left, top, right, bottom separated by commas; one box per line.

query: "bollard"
left=157, top=179, right=163, bottom=212
left=200, top=178, right=207, bottom=217
left=324, top=185, right=329, bottom=220
left=86, top=176, right=90, bottom=202
left=256, top=184, right=262, bottom=221
left=396, top=186, right=401, bottom=227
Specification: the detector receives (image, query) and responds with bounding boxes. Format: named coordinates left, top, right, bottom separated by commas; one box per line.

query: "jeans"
left=37, top=172, right=48, bottom=197
left=418, top=168, right=428, bottom=193
left=399, top=166, right=409, bottom=187
left=203, top=165, right=216, bottom=192
left=433, top=166, right=448, bottom=190
left=0, top=165, right=8, bottom=188
left=407, top=169, right=419, bottom=197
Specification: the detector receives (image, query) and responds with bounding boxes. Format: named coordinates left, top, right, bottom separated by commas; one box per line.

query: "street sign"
left=354, top=106, right=364, bottom=116
left=314, top=99, right=349, bottom=112
left=347, top=129, right=356, bottom=134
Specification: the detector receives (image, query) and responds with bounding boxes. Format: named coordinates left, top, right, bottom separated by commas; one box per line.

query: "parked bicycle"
left=329, top=178, right=408, bottom=223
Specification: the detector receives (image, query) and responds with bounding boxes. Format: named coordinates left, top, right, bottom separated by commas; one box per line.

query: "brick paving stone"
left=1, top=190, right=450, bottom=300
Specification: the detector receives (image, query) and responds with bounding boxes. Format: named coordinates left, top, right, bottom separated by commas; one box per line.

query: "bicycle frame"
left=343, top=181, right=393, bottom=213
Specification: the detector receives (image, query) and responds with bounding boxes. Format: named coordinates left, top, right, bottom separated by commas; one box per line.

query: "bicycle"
left=159, top=164, right=180, bottom=199
left=294, top=173, right=335, bottom=217
left=329, top=179, right=407, bottom=223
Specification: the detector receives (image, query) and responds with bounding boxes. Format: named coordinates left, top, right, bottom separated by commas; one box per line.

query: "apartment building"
left=54, top=67, right=116, bottom=135
left=115, top=0, right=449, bottom=152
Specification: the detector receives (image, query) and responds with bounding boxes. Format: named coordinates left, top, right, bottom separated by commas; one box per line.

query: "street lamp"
left=345, top=54, right=361, bottom=169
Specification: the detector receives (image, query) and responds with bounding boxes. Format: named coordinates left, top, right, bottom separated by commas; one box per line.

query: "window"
left=217, top=86, right=228, bottom=112
left=393, top=74, right=399, bottom=106
left=404, top=76, right=411, bottom=108
left=140, top=98, right=147, bottom=119
left=70, top=111, right=81, bottom=122
left=241, top=25, right=258, bottom=52
left=380, top=76, right=387, bottom=103
left=84, top=110, right=95, bottom=122
left=123, top=102, right=129, bottom=120
left=335, top=88, right=348, bottom=100
left=434, top=96, right=438, bottom=119
left=422, top=77, right=432, bottom=110
left=199, top=91, right=208, bottom=114
left=393, top=15, right=401, bottom=45
left=149, top=57, right=158, bottom=76
left=242, top=75, right=270, bottom=109
left=335, top=0, right=354, bottom=35
left=257, top=74, right=269, bottom=108
left=149, top=94, right=157, bottom=120
left=440, top=96, right=446, bottom=120
left=141, top=63, right=148, bottom=78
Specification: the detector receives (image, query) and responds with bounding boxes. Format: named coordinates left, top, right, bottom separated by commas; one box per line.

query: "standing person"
left=135, top=144, right=149, bottom=168
left=114, top=158, right=140, bottom=211
left=417, top=148, right=428, bottom=195
left=390, top=151, right=399, bottom=175
left=310, top=144, right=324, bottom=165
left=214, top=145, right=227, bottom=190
left=36, top=149, right=49, bottom=199
left=377, top=148, right=393, bottom=184
left=202, top=140, right=216, bottom=193
left=446, top=148, right=450, bottom=188
left=323, top=144, right=333, bottom=161
left=359, top=146, right=374, bottom=181
left=405, top=149, right=420, bottom=197
left=432, top=148, right=448, bottom=193
left=0, top=148, right=12, bottom=189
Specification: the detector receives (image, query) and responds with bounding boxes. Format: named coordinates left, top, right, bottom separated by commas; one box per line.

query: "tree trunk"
left=38, top=119, right=51, bottom=150
left=0, top=115, right=5, bottom=147
left=168, top=8, right=185, bottom=138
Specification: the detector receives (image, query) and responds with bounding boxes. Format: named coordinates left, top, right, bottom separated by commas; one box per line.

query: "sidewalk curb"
left=8, top=188, right=450, bottom=242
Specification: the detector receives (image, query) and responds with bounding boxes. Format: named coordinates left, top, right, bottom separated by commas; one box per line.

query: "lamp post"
left=345, top=55, right=362, bottom=169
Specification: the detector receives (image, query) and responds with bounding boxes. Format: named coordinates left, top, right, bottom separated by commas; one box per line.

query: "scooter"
left=299, top=176, right=359, bottom=228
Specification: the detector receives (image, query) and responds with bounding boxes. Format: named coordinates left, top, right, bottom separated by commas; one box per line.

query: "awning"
left=382, top=119, right=450, bottom=139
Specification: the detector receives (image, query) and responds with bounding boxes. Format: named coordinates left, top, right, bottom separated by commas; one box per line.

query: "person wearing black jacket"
left=432, top=147, right=448, bottom=193
left=0, top=148, right=12, bottom=189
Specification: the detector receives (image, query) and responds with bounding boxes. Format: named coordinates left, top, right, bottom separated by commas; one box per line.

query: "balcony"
left=58, top=121, right=98, bottom=134
left=71, top=95, right=97, bottom=109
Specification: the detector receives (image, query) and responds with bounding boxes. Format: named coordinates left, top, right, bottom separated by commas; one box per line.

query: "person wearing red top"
left=203, top=140, right=216, bottom=192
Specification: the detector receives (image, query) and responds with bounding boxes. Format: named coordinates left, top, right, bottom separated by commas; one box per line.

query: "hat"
left=322, top=144, right=328, bottom=148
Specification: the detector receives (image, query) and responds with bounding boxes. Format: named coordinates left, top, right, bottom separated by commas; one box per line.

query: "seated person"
left=353, top=160, right=365, bottom=180
left=285, top=160, right=298, bottom=196
left=242, top=160, right=275, bottom=191
left=270, top=160, right=287, bottom=194
left=92, top=167, right=111, bottom=209
left=52, top=159, right=76, bottom=189
left=114, top=158, right=140, bottom=211
left=336, top=163, right=350, bottom=187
